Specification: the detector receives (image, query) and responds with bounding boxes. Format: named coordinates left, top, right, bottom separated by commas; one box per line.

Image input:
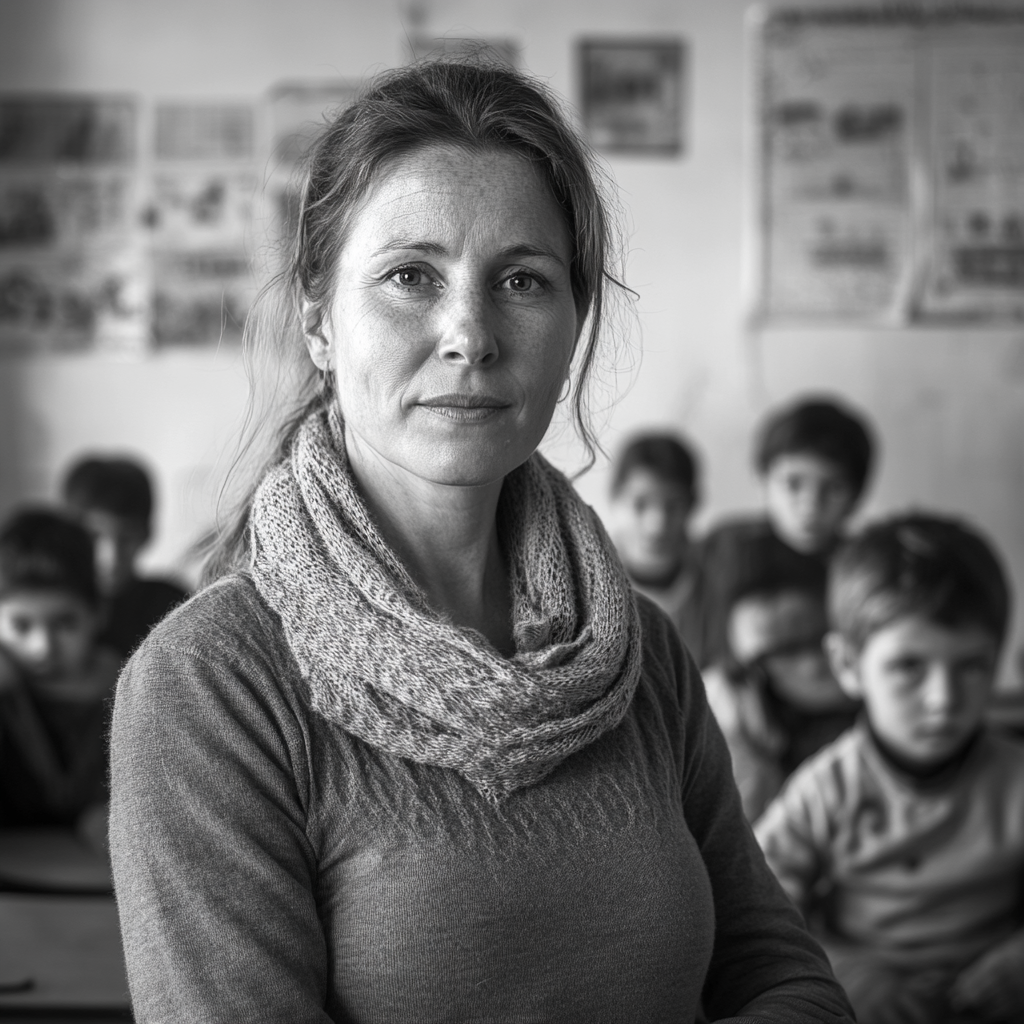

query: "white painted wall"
left=2, top=0, right=1022, bottom=688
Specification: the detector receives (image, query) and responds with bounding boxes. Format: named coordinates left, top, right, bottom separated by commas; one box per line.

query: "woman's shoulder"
left=126, top=572, right=293, bottom=688
left=114, top=573, right=314, bottom=773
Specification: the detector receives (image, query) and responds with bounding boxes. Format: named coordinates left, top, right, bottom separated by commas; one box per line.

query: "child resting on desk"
left=0, top=509, right=119, bottom=844
left=755, top=514, right=1024, bottom=1024
left=702, top=582, right=860, bottom=822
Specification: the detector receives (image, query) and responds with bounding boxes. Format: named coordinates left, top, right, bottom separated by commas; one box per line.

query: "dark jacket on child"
left=0, top=648, right=119, bottom=826
left=697, top=516, right=833, bottom=669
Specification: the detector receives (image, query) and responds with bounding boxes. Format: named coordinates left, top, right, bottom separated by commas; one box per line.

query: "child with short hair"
left=755, top=514, right=1024, bottom=1024
left=62, top=456, right=187, bottom=658
left=0, top=508, right=120, bottom=830
left=698, top=396, right=874, bottom=669
left=609, top=432, right=703, bottom=658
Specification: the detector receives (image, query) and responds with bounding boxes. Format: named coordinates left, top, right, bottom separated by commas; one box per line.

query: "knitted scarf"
left=249, top=407, right=643, bottom=801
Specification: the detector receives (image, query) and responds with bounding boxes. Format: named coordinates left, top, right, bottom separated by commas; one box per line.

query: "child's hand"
left=948, top=930, right=1024, bottom=1020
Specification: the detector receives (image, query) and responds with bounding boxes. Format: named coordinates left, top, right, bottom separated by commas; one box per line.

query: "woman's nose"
left=435, top=288, right=499, bottom=366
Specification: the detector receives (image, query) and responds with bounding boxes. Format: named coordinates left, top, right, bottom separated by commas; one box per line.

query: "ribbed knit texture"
left=249, top=407, right=643, bottom=800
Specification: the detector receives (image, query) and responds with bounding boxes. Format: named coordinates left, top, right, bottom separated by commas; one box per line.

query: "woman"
left=109, top=60, right=852, bottom=1023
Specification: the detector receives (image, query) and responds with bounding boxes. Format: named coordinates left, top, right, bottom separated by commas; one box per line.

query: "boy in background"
left=609, top=433, right=703, bottom=659
left=755, top=514, right=1024, bottom=1024
left=0, top=509, right=119, bottom=832
left=698, top=396, right=874, bottom=669
left=63, top=456, right=188, bottom=659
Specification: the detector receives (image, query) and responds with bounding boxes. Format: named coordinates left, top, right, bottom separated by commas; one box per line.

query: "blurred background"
left=0, top=0, right=1022, bottom=692
left=1, top=2, right=1024, bottom=1017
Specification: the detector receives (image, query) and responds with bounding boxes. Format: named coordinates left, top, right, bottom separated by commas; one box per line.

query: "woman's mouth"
left=418, top=394, right=510, bottom=423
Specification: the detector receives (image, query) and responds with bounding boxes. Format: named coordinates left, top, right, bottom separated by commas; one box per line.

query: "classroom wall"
left=2, top=0, right=1022, bottom=687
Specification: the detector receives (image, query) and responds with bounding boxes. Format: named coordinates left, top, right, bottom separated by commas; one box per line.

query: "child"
left=62, top=456, right=188, bottom=658
left=755, top=514, right=1024, bottom=1024
left=609, top=432, right=703, bottom=659
left=697, top=396, right=874, bottom=669
left=703, top=582, right=860, bottom=821
left=0, top=508, right=120, bottom=831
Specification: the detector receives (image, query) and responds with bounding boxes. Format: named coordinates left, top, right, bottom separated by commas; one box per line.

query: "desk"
left=0, top=894, right=129, bottom=1017
left=0, top=830, right=111, bottom=894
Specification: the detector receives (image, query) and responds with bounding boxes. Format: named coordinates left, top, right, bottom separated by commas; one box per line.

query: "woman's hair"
left=755, top=396, right=875, bottom=501
left=610, top=433, right=699, bottom=503
left=0, top=508, right=99, bottom=607
left=205, top=57, right=625, bottom=581
left=828, top=513, right=1011, bottom=650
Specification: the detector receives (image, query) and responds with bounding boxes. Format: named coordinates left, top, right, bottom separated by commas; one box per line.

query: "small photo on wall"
left=578, top=38, right=685, bottom=156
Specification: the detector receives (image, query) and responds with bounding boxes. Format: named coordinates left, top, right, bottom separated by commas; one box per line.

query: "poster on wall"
left=146, top=101, right=259, bottom=348
left=917, top=17, right=1024, bottom=321
left=754, top=6, right=1024, bottom=326
left=0, top=96, right=146, bottom=353
left=758, top=12, right=918, bottom=322
left=578, top=39, right=685, bottom=156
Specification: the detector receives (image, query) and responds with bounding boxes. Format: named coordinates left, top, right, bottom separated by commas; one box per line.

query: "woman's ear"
left=824, top=631, right=863, bottom=700
left=300, top=298, right=331, bottom=369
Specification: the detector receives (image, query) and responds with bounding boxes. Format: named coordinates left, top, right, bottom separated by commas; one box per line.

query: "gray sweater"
left=109, top=574, right=853, bottom=1023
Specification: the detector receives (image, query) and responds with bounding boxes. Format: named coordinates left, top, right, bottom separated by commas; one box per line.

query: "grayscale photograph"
left=0, top=2, right=1023, bottom=1022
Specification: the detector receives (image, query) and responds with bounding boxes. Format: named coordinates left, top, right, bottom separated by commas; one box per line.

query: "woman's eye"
left=505, top=273, right=538, bottom=293
left=392, top=267, right=424, bottom=287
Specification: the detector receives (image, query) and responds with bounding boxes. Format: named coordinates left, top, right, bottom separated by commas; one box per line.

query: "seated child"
left=703, top=583, right=860, bottom=821
left=755, top=514, right=1024, bottom=1024
left=63, top=456, right=188, bottom=659
left=698, top=396, right=874, bottom=669
left=0, top=508, right=120, bottom=833
left=609, top=433, right=702, bottom=658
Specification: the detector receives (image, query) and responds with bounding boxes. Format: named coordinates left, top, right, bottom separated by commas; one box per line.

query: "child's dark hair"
left=829, top=513, right=1011, bottom=649
left=755, top=397, right=874, bottom=500
left=0, top=508, right=99, bottom=606
left=63, top=456, right=153, bottom=529
left=611, top=433, right=699, bottom=502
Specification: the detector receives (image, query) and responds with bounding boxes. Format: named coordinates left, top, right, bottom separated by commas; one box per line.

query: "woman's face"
left=310, top=145, right=580, bottom=488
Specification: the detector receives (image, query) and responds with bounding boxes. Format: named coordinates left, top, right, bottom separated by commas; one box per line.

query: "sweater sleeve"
left=668, top=635, right=852, bottom=1023
left=108, top=597, right=331, bottom=1024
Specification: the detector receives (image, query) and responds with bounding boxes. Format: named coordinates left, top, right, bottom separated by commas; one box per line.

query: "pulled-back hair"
left=63, top=456, right=154, bottom=529
left=829, top=513, right=1011, bottom=650
left=755, top=396, right=874, bottom=500
left=611, top=433, right=699, bottom=502
left=206, top=58, right=624, bottom=581
left=0, top=508, right=98, bottom=607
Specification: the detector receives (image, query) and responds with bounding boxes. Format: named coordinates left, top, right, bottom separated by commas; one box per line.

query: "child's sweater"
left=697, top=516, right=833, bottom=668
left=0, top=648, right=119, bottom=825
left=755, top=720, right=1024, bottom=972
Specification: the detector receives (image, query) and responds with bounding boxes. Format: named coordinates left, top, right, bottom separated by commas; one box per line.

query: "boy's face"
left=829, top=615, right=999, bottom=769
left=80, top=510, right=147, bottom=597
left=611, top=468, right=694, bottom=584
left=0, top=589, right=98, bottom=681
left=763, top=452, right=857, bottom=554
